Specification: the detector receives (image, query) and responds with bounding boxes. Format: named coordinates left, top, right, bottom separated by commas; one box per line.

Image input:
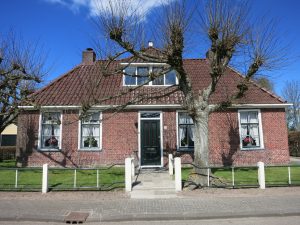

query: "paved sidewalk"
left=0, top=187, right=299, bottom=223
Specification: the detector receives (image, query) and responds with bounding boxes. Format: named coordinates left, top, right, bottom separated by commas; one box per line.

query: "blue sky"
left=1, top=0, right=299, bottom=96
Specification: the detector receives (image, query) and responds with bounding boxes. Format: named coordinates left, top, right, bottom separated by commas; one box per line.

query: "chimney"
left=148, top=41, right=153, bottom=47
left=82, top=48, right=96, bottom=65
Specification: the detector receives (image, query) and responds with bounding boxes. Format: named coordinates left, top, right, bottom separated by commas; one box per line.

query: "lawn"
left=182, top=165, right=300, bottom=187
left=0, top=160, right=125, bottom=191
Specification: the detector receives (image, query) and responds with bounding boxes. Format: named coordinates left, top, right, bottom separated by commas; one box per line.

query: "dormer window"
left=123, top=65, right=177, bottom=86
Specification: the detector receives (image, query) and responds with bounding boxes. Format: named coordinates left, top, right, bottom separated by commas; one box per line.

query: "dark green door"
left=141, top=120, right=161, bottom=166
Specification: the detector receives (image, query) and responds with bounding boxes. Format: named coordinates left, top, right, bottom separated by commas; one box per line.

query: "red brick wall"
left=17, top=108, right=289, bottom=167
left=208, top=109, right=290, bottom=166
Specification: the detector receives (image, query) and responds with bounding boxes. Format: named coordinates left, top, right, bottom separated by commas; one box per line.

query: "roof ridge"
left=227, top=65, right=286, bottom=103
left=32, top=65, right=82, bottom=97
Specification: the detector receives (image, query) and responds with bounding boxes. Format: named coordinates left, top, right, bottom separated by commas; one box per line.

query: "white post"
left=207, top=168, right=210, bottom=187
left=15, top=169, right=18, bottom=188
left=131, top=160, right=135, bottom=177
left=257, top=162, right=265, bottom=189
left=125, top=158, right=132, bottom=192
left=174, top=157, right=182, bottom=191
left=42, top=164, right=48, bottom=193
left=288, top=166, right=291, bottom=185
left=169, top=154, right=174, bottom=175
left=96, top=169, right=99, bottom=188
left=232, top=167, right=235, bottom=187
left=74, top=169, right=77, bottom=188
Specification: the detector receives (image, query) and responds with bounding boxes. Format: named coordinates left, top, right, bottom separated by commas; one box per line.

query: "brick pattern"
left=17, top=109, right=289, bottom=167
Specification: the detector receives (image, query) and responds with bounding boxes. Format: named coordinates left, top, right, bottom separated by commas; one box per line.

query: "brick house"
left=17, top=45, right=290, bottom=168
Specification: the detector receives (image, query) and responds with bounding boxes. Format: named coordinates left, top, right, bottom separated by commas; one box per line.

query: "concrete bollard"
left=174, top=157, right=182, bottom=191
left=42, top=164, right=48, bottom=193
left=257, top=161, right=265, bottom=189
left=169, top=154, right=174, bottom=175
left=125, top=158, right=132, bottom=192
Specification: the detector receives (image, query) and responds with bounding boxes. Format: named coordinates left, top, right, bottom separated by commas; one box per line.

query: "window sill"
left=78, top=148, right=102, bottom=152
left=241, top=147, right=264, bottom=151
left=38, top=149, right=61, bottom=152
left=177, top=148, right=194, bottom=152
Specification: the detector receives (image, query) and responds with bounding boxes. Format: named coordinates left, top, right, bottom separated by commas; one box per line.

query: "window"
left=40, top=112, right=61, bottom=150
left=239, top=110, right=264, bottom=150
left=80, top=112, right=101, bottom=150
left=137, top=67, right=149, bottom=85
left=178, top=112, right=194, bottom=149
left=123, top=66, right=177, bottom=86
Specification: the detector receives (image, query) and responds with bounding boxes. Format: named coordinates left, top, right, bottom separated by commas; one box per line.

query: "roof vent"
left=148, top=41, right=153, bottom=47
left=82, top=48, right=96, bottom=65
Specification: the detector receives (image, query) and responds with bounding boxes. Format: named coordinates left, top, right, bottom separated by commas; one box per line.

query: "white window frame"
left=123, top=64, right=178, bottom=86
left=78, top=111, right=102, bottom=151
left=176, top=110, right=194, bottom=151
left=238, top=109, right=264, bottom=150
left=38, top=111, right=63, bottom=151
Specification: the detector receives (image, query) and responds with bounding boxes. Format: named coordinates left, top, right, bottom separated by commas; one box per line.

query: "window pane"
left=41, top=112, right=61, bottom=149
left=240, top=111, right=261, bottom=149
left=137, top=67, right=149, bottom=85
left=178, top=113, right=194, bottom=148
left=81, top=112, right=101, bottom=149
left=152, top=67, right=164, bottom=85
left=141, top=112, right=160, bottom=118
left=165, top=70, right=176, bottom=85
left=124, top=67, right=136, bottom=85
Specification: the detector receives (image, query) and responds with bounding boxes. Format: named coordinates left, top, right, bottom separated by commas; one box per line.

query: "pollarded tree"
left=282, top=81, right=300, bottom=131
left=0, top=31, right=47, bottom=133
left=91, top=0, right=287, bottom=185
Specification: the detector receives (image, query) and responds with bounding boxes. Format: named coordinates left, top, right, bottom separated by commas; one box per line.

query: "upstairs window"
left=239, top=110, right=264, bottom=150
left=123, top=66, right=177, bottom=86
left=178, top=112, right=194, bottom=150
left=40, top=112, right=61, bottom=150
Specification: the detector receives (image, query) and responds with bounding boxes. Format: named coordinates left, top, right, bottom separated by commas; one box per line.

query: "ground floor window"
left=40, top=112, right=61, bottom=150
left=178, top=112, right=194, bottom=150
left=239, top=109, right=264, bottom=150
left=80, top=112, right=101, bottom=150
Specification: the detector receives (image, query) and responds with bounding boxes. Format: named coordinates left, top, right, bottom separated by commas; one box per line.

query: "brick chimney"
left=82, top=48, right=96, bottom=65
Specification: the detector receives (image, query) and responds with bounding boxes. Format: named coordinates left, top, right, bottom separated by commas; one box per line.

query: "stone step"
left=130, top=189, right=177, bottom=199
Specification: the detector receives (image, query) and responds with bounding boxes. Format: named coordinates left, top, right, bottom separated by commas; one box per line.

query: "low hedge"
left=0, top=146, right=16, bottom=161
left=289, top=131, right=300, bottom=157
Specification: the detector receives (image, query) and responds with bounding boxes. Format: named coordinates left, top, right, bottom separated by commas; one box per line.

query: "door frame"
left=138, top=111, right=163, bottom=168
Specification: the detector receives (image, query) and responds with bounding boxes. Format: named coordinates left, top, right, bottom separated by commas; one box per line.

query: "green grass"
left=0, top=160, right=125, bottom=191
left=0, top=159, right=16, bottom=168
left=182, top=165, right=300, bottom=187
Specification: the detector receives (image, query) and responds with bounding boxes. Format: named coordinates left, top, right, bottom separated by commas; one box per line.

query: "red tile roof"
left=30, top=57, right=285, bottom=106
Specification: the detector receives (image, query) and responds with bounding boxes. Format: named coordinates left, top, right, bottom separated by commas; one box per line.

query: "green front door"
left=141, top=120, right=161, bottom=166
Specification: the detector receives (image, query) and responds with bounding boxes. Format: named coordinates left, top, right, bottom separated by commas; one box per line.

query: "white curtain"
left=188, top=126, right=195, bottom=141
left=179, top=127, right=185, bottom=143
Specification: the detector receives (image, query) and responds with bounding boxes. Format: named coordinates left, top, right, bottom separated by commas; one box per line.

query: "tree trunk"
left=191, top=109, right=210, bottom=186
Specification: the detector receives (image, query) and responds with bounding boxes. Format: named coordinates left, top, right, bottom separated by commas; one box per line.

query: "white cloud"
left=44, top=0, right=171, bottom=17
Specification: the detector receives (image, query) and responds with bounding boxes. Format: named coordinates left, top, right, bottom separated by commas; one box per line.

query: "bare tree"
left=282, top=81, right=300, bottom=131
left=254, top=77, right=274, bottom=92
left=0, top=30, right=47, bottom=133
left=90, top=0, right=287, bottom=185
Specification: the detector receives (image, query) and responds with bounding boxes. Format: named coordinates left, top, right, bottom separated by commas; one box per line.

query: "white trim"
left=120, top=63, right=167, bottom=66
left=138, top=111, right=163, bottom=168
left=78, top=111, right=102, bottom=151
left=19, top=103, right=291, bottom=110
left=238, top=109, right=264, bottom=150
left=38, top=111, right=63, bottom=151
left=226, top=104, right=292, bottom=109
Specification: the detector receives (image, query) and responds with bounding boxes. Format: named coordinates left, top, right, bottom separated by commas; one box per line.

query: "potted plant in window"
left=84, top=136, right=98, bottom=148
left=242, top=135, right=256, bottom=147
